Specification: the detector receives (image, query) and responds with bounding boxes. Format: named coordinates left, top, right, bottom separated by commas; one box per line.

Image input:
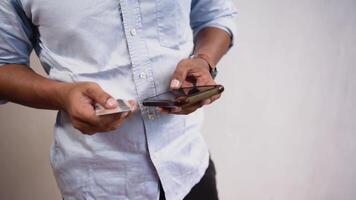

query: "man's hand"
left=157, top=57, right=220, bottom=115
left=0, top=65, right=137, bottom=134
left=157, top=27, right=231, bottom=115
left=58, top=82, right=137, bottom=135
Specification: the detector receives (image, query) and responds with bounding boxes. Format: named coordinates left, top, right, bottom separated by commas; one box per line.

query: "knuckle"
left=176, top=62, right=189, bottom=71
left=98, top=93, right=109, bottom=102
left=85, top=87, right=95, bottom=96
left=174, top=66, right=185, bottom=74
left=177, top=61, right=184, bottom=67
left=177, top=59, right=188, bottom=66
left=86, top=82, right=99, bottom=88
left=85, top=83, right=101, bottom=94
left=175, top=71, right=184, bottom=78
left=175, top=70, right=188, bottom=80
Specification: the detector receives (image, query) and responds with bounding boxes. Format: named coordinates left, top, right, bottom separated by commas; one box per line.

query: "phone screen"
left=143, top=85, right=224, bottom=108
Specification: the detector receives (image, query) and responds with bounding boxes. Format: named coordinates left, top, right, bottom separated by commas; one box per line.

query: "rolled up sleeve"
left=0, top=0, right=33, bottom=66
left=0, top=0, right=34, bottom=104
left=190, top=0, right=238, bottom=47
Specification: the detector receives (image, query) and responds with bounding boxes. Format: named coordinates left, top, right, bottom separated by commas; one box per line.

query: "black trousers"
left=159, top=158, right=219, bottom=200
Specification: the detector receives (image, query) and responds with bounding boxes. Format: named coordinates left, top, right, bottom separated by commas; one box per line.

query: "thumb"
left=170, top=64, right=188, bottom=89
left=84, top=83, right=118, bottom=109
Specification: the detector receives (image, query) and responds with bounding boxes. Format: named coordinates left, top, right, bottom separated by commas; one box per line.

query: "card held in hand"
left=95, top=99, right=132, bottom=116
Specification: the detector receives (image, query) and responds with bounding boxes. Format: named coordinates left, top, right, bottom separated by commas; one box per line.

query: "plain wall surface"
left=1, top=0, right=356, bottom=199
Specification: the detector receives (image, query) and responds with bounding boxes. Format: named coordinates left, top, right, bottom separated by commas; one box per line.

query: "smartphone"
left=95, top=99, right=132, bottom=116
left=142, top=85, right=224, bottom=108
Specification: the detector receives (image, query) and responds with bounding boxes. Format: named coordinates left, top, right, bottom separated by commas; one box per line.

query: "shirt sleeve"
left=190, top=0, right=238, bottom=47
left=0, top=0, right=34, bottom=104
left=0, top=0, right=34, bottom=66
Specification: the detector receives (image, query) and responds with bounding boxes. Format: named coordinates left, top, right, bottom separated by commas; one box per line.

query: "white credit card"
left=95, top=99, right=132, bottom=116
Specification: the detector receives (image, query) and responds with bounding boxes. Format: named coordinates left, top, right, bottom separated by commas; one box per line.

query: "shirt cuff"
left=193, top=16, right=237, bottom=49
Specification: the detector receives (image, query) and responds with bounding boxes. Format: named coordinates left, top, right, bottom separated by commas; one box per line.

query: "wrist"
left=190, top=53, right=218, bottom=79
left=46, top=82, right=74, bottom=111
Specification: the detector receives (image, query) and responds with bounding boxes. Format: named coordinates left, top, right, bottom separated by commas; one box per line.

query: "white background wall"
left=1, top=0, right=356, bottom=199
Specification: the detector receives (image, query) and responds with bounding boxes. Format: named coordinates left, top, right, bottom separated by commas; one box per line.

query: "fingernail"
left=106, top=98, right=118, bottom=108
left=170, top=79, right=181, bottom=89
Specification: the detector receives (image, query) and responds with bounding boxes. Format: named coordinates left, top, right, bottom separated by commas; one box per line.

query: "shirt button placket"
left=119, top=0, right=161, bottom=197
left=119, top=0, right=156, bottom=102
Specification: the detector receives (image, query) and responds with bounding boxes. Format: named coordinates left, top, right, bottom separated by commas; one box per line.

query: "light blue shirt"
left=0, top=0, right=237, bottom=199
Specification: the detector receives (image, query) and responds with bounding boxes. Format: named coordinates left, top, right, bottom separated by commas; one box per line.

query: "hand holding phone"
left=142, top=85, right=224, bottom=109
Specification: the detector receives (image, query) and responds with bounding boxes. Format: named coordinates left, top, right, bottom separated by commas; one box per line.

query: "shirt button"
left=130, top=28, right=137, bottom=36
left=139, top=72, right=146, bottom=79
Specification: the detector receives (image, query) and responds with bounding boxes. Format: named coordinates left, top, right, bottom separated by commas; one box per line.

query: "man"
left=0, top=0, right=236, bottom=199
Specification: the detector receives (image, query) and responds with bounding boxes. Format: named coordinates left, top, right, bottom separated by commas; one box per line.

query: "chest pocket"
left=156, top=0, right=182, bottom=49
